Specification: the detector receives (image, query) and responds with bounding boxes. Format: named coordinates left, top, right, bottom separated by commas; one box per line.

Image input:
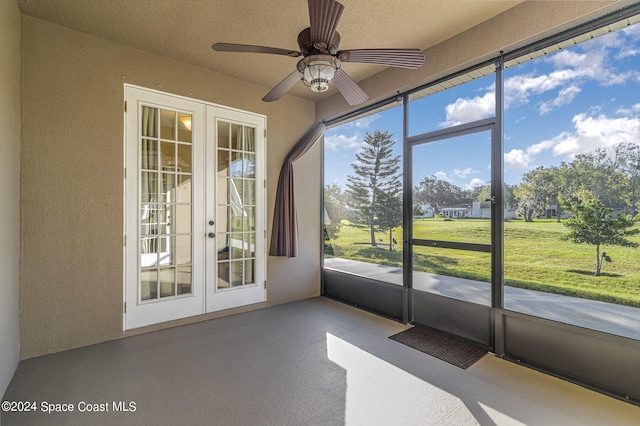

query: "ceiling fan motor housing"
left=297, top=27, right=341, bottom=55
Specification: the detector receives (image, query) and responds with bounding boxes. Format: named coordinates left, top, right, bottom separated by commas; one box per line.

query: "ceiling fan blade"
left=332, top=69, right=369, bottom=106
left=338, top=48, right=425, bottom=69
left=262, top=70, right=301, bottom=102
left=308, top=0, right=344, bottom=48
left=212, top=42, right=301, bottom=57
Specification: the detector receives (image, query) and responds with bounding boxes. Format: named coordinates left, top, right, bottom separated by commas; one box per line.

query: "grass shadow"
left=354, top=246, right=403, bottom=263
left=566, top=269, right=623, bottom=278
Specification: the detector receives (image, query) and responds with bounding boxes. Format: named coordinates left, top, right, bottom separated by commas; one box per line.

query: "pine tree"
left=346, top=130, right=401, bottom=247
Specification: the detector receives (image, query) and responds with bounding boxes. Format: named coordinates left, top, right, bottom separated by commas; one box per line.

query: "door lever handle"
left=208, top=232, right=216, bottom=238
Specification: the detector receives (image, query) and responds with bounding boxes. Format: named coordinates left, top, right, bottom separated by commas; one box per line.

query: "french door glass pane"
left=177, top=113, right=192, bottom=142
left=141, top=269, right=158, bottom=301
left=231, top=261, right=243, bottom=286
left=218, top=262, right=230, bottom=288
left=141, top=140, right=158, bottom=170
left=159, top=267, right=176, bottom=297
left=230, top=208, right=243, bottom=232
left=230, top=234, right=243, bottom=259
left=217, top=236, right=229, bottom=260
left=161, top=142, right=175, bottom=171
left=244, top=128, right=255, bottom=152
left=244, top=153, right=256, bottom=178
left=141, top=173, right=158, bottom=202
left=160, top=173, right=175, bottom=202
left=243, top=260, right=254, bottom=285
left=177, top=266, right=192, bottom=294
left=160, top=109, right=176, bottom=140
left=175, top=236, right=191, bottom=265
left=218, top=149, right=230, bottom=175
left=217, top=121, right=230, bottom=149
left=177, top=144, right=192, bottom=173
left=176, top=175, right=192, bottom=203
left=231, top=124, right=242, bottom=150
left=244, top=180, right=255, bottom=205
left=244, top=207, right=255, bottom=232
left=217, top=177, right=229, bottom=204
left=231, top=178, right=243, bottom=201
left=243, top=233, right=254, bottom=258
left=231, top=152, right=243, bottom=176
left=217, top=205, right=230, bottom=233
left=174, top=204, right=192, bottom=233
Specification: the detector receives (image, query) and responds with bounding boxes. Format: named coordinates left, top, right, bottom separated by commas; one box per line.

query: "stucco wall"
left=0, top=0, right=22, bottom=397
left=20, top=15, right=317, bottom=359
left=316, top=1, right=628, bottom=121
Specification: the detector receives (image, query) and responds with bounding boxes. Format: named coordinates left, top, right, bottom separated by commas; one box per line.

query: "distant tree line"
left=514, top=142, right=640, bottom=221
left=325, top=133, right=640, bottom=264
left=411, top=142, right=640, bottom=221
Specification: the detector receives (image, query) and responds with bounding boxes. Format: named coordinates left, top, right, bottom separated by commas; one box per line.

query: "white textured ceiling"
left=17, top=0, right=522, bottom=101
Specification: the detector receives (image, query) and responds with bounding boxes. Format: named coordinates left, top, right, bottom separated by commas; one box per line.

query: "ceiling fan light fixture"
left=297, top=55, right=341, bottom=93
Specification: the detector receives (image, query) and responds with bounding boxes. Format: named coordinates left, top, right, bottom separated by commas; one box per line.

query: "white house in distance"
left=440, top=201, right=518, bottom=220
left=414, top=204, right=435, bottom=218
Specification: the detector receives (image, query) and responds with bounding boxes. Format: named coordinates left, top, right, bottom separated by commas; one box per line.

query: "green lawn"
left=325, top=218, right=640, bottom=307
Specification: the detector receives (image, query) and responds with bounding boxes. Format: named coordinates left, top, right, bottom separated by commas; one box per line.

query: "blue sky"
left=325, top=22, right=640, bottom=189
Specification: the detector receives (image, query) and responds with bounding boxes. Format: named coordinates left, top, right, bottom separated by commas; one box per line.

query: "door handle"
left=208, top=232, right=216, bottom=238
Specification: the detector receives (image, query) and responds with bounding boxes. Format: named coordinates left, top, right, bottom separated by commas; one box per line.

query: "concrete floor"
left=324, top=258, right=640, bottom=340
left=3, top=297, right=639, bottom=425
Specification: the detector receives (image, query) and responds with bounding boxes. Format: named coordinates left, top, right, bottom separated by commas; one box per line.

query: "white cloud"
left=503, top=65, right=597, bottom=110
left=442, top=92, right=495, bottom=126
left=552, top=113, right=640, bottom=157
left=324, top=133, right=361, bottom=151
left=547, top=50, right=602, bottom=77
left=615, top=103, right=640, bottom=115
left=527, top=136, right=565, bottom=156
left=539, top=85, right=581, bottom=114
left=504, top=149, right=532, bottom=171
left=603, top=70, right=639, bottom=86
left=503, top=72, right=564, bottom=108
left=434, top=171, right=449, bottom=181
left=354, top=114, right=380, bottom=129
left=466, top=177, right=486, bottom=190
left=503, top=46, right=637, bottom=112
left=452, top=167, right=477, bottom=178
left=621, top=23, right=640, bottom=39
left=521, top=113, right=640, bottom=161
left=616, top=48, right=639, bottom=59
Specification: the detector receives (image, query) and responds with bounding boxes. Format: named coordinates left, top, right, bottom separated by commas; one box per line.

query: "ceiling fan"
left=211, top=0, right=425, bottom=106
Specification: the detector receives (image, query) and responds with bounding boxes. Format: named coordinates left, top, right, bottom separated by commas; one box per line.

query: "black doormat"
left=389, top=327, right=486, bottom=369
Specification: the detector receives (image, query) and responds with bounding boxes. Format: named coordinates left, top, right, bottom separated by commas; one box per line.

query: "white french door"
left=124, top=86, right=266, bottom=330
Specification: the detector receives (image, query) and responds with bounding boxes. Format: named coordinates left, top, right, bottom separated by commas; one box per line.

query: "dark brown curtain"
left=269, top=122, right=326, bottom=257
